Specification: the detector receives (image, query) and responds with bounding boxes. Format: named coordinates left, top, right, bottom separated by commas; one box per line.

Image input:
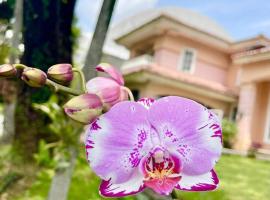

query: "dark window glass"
left=182, top=50, right=194, bottom=72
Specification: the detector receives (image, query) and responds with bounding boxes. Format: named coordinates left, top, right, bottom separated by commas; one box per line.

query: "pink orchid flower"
left=85, top=96, right=222, bottom=197
left=86, top=63, right=128, bottom=110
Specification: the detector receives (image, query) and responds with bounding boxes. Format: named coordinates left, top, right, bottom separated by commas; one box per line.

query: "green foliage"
left=222, top=118, right=237, bottom=148
left=72, top=16, right=81, bottom=52
left=0, top=0, right=15, bottom=20
left=33, top=95, right=83, bottom=169
left=16, top=148, right=137, bottom=200
left=0, top=172, right=22, bottom=194
left=34, top=140, right=56, bottom=168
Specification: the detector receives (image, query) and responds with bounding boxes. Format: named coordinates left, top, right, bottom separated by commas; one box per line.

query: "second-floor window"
left=179, top=48, right=196, bottom=73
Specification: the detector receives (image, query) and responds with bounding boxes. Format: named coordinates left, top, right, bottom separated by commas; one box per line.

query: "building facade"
left=100, top=8, right=270, bottom=152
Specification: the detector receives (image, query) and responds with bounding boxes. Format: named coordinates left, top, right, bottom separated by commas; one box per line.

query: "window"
left=179, top=48, right=196, bottom=73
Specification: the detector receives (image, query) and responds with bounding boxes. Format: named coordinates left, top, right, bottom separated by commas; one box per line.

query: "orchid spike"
left=85, top=97, right=222, bottom=197
left=86, top=63, right=128, bottom=110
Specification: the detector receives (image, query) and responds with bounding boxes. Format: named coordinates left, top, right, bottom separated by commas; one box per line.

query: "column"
left=234, top=83, right=257, bottom=151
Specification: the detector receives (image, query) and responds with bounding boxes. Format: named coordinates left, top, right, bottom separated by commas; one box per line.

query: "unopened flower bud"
left=21, top=68, right=47, bottom=87
left=64, top=93, right=103, bottom=124
left=0, top=64, right=17, bottom=77
left=86, top=63, right=128, bottom=110
left=47, top=63, right=73, bottom=84
left=86, top=77, right=128, bottom=110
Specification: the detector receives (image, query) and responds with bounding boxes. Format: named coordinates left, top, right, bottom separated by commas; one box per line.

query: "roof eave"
left=115, top=15, right=231, bottom=52
left=123, top=68, right=237, bottom=103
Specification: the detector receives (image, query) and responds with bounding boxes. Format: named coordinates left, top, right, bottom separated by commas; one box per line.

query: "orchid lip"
left=142, top=147, right=182, bottom=195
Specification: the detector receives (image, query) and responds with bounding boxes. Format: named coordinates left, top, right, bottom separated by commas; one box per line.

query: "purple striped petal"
left=148, top=96, right=222, bottom=176
left=175, top=170, right=219, bottom=191
left=85, top=101, right=152, bottom=184
left=138, top=98, right=155, bottom=109
left=99, top=171, right=145, bottom=197
left=96, top=63, right=124, bottom=85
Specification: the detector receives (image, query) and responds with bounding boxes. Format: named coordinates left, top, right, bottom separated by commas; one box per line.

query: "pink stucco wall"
left=152, top=35, right=231, bottom=86
left=154, top=48, right=178, bottom=70
left=195, top=60, right=227, bottom=85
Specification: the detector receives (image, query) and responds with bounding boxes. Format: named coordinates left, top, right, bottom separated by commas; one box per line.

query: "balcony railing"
left=121, top=54, right=153, bottom=70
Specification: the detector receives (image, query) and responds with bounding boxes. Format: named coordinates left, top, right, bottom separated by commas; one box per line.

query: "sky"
left=75, top=0, right=270, bottom=41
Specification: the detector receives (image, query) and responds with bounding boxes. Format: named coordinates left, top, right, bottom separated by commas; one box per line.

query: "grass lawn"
left=7, top=149, right=270, bottom=200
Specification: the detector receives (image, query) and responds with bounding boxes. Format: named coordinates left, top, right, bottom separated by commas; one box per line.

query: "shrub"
left=222, top=118, right=237, bottom=148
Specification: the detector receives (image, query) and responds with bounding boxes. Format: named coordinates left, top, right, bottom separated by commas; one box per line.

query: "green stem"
left=171, top=189, right=178, bottom=199
left=72, top=68, right=86, bottom=92
left=13, top=63, right=29, bottom=70
left=46, top=79, right=83, bottom=96
left=122, top=86, right=134, bottom=101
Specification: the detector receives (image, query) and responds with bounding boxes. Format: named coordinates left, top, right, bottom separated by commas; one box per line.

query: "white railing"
left=121, top=54, right=153, bottom=70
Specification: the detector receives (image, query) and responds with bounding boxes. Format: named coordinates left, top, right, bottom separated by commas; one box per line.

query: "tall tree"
left=83, top=0, right=116, bottom=80
left=1, top=0, right=23, bottom=144
left=14, top=0, right=76, bottom=158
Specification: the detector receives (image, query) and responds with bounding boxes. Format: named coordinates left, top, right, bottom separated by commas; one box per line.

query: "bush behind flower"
left=222, top=119, right=237, bottom=148
left=33, top=95, right=83, bottom=169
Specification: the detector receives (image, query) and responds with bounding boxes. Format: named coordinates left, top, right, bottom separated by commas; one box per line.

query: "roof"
left=111, top=7, right=233, bottom=43
left=122, top=64, right=237, bottom=102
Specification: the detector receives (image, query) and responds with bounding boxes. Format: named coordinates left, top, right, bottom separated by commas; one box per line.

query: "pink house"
left=108, top=8, right=270, bottom=152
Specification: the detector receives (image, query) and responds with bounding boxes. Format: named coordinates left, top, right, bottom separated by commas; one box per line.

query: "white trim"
left=178, top=48, right=197, bottom=74
left=264, top=90, right=270, bottom=144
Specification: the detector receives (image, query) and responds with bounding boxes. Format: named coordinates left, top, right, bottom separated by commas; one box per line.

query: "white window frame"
left=178, top=48, right=196, bottom=74
left=264, top=91, right=270, bottom=144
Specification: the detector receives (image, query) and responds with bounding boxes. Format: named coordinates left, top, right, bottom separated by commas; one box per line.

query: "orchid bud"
left=86, top=77, right=128, bottom=110
left=0, top=64, right=17, bottom=77
left=64, top=93, right=103, bottom=124
left=21, top=68, right=47, bottom=87
left=96, top=63, right=124, bottom=85
left=47, top=63, right=73, bottom=84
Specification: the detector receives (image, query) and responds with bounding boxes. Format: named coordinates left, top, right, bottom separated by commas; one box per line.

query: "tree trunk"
left=83, top=0, right=116, bottom=80
left=14, top=0, right=76, bottom=158
left=0, top=0, right=23, bottom=144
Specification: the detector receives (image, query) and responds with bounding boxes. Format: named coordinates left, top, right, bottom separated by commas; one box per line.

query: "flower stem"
left=171, top=189, right=178, bottom=199
left=46, top=79, right=83, bottom=96
left=13, top=63, right=29, bottom=70
left=122, top=86, right=134, bottom=101
left=72, top=68, right=86, bottom=92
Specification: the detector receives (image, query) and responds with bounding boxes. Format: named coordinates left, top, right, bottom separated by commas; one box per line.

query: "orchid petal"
left=96, top=63, right=124, bottom=85
left=138, top=98, right=155, bottom=109
left=99, top=171, right=145, bottom=197
left=148, top=96, right=222, bottom=176
left=175, top=170, right=219, bottom=191
left=86, top=77, right=121, bottom=109
left=85, top=101, right=152, bottom=184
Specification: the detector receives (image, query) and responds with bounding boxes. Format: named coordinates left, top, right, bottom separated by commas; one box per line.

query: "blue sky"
left=75, top=0, right=270, bottom=40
